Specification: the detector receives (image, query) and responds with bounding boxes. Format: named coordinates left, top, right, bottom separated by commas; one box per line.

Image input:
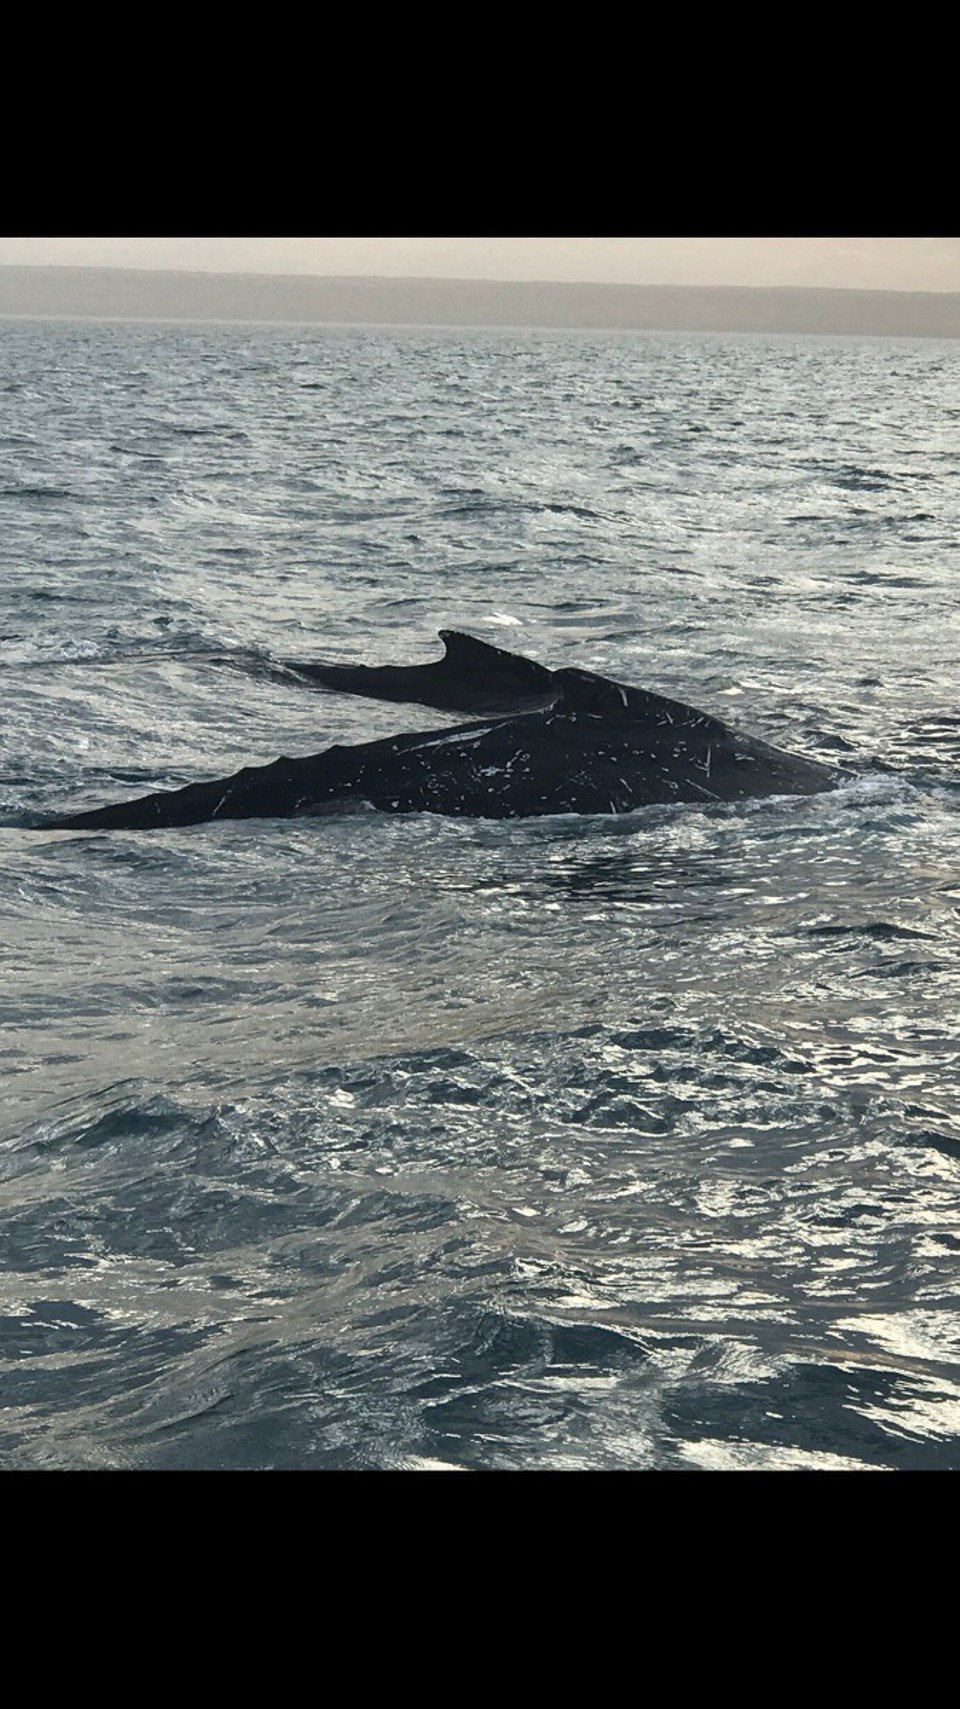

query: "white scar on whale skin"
left=398, top=726, right=498, bottom=754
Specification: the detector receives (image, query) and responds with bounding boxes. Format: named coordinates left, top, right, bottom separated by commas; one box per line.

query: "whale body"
left=44, top=631, right=843, bottom=831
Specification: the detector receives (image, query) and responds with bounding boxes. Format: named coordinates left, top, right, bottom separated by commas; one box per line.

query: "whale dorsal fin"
left=285, top=630, right=555, bottom=714
left=439, top=630, right=523, bottom=665
left=435, top=631, right=557, bottom=710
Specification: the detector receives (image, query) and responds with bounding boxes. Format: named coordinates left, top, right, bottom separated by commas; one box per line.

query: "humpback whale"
left=44, top=631, right=843, bottom=831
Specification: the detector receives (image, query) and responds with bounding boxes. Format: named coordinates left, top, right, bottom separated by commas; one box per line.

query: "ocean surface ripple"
left=2, top=320, right=959, bottom=1470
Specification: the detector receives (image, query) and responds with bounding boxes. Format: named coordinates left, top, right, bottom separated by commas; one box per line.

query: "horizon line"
left=1, top=263, right=959, bottom=299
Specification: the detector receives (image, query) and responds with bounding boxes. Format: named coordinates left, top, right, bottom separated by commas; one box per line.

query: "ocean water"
left=1, top=317, right=959, bottom=1471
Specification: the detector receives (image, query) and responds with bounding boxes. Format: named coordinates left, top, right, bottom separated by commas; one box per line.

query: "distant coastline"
left=1, top=267, right=960, bottom=338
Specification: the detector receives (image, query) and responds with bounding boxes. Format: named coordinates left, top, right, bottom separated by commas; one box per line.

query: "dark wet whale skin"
left=43, top=633, right=843, bottom=831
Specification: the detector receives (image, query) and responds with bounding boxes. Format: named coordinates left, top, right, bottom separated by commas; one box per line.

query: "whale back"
left=552, top=666, right=731, bottom=738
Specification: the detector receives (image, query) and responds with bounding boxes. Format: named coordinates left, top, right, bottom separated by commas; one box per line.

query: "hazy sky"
left=0, top=238, right=958, bottom=293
